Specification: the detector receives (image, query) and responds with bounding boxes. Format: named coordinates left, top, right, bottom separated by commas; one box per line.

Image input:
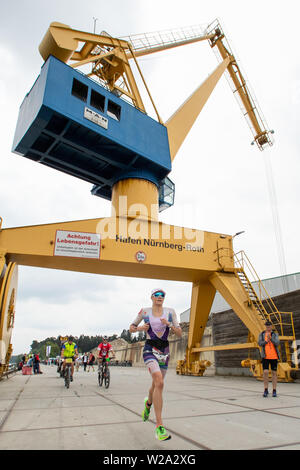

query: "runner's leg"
left=151, top=370, right=164, bottom=427
left=147, top=379, right=154, bottom=407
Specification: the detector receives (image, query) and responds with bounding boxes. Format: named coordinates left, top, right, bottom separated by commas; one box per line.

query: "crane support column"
left=0, top=260, right=18, bottom=374
left=111, top=178, right=159, bottom=221
left=182, top=280, right=216, bottom=376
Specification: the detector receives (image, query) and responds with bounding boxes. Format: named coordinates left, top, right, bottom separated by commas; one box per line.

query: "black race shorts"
left=262, top=359, right=278, bottom=371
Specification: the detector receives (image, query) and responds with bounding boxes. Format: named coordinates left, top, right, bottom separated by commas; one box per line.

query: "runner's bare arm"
left=129, top=309, right=145, bottom=333
left=169, top=310, right=182, bottom=337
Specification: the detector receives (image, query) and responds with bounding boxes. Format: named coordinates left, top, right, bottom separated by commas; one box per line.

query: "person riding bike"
left=97, top=336, right=115, bottom=376
left=61, top=336, right=78, bottom=382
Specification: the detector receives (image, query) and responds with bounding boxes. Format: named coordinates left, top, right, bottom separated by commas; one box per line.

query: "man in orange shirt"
left=258, top=320, right=280, bottom=397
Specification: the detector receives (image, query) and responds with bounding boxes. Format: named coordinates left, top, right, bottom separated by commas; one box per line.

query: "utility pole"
left=93, top=17, right=98, bottom=34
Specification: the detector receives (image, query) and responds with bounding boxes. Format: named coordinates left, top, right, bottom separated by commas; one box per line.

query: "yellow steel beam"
left=119, top=52, right=146, bottom=112
left=213, top=37, right=268, bottom=146
left=127, top=44, right=163, bottom=123
left=69, top=50, right=115, bottom=68
left=187, top=281, right=216, bottom=352
left=166, top=57, right=230, bottom=161
left=279, top=336, right=295, bottom=341
left=209, top=271, right=265, bottom=340
left=185, top=280, right=216, bottom=374
left=0, top=218, right=234, bottom=282
left=0, top=253, right=5, bottom=277
left=0, top=262, right=18, bottom=369
left=39, top=22, right=129, bottom=63
left=192, top=342, right=258, bottom=353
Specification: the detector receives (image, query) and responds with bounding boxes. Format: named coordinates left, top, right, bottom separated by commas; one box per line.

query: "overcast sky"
left=1, top=0, right=299, bottom=355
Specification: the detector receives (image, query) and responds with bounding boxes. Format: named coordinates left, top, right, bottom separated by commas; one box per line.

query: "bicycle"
left=64, top=358, right=73, bottom=388
left=98, top=358, right=110, bottom=389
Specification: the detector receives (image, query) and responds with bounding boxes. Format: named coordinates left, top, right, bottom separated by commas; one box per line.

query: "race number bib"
left=152, top=347, right=169, bottom=366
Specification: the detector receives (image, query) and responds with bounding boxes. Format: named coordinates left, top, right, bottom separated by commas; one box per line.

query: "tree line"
left=12, top=329, right=146, bottom=363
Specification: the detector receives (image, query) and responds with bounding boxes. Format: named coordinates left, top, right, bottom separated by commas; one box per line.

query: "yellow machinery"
left=0, top=20, right=297, bottom=381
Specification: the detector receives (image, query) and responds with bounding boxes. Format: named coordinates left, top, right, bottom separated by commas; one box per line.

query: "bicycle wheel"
left=104, top=367, right=110, bottom=389
left=65, top=366, right=70, bottom=388
left=98, top=366, right=103, bottom=387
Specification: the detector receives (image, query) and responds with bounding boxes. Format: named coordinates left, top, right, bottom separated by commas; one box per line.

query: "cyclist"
left=97, top=336, right=115, bottom=376
left=129, top=288, right=182, bottom=441
left=61, top=336, right=78, bottom=382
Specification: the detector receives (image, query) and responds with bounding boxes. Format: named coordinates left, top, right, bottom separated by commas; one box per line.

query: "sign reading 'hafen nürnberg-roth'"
left=115, top=235, right=204, bottom=252
left=54, top=231, right=101, bottom=259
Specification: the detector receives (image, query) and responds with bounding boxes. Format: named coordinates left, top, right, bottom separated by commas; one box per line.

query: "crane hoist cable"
left=263, top=153, right=289, bottom=293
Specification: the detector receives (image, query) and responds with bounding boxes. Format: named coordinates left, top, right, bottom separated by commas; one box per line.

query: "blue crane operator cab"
left=12, top=55, right=174, bottom=211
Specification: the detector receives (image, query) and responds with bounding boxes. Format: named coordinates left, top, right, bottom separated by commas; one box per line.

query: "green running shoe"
left=142, top=397, right=151, bottom=422
left=155, top=425, right=171, bottom=441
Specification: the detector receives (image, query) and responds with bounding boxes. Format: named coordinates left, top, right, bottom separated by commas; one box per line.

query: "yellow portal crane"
left=0, top=20, right=297, bottom=382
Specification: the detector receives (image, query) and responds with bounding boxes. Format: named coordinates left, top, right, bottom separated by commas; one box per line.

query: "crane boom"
left=204, top=20, right=274, bottom=150
left=123, top=21, right=273, bottom=151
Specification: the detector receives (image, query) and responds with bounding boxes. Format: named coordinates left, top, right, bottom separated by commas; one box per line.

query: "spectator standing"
left=27, top=354, right=34, bottom=371
left=258, top=320, right=280, bottom=397
left=33, top=354, right=39, bottom=374
left=83, top=353, right=88, bottom=371
left=87, top=352, right=95, bottom=372
left=75, top=356, right=81, bottom=372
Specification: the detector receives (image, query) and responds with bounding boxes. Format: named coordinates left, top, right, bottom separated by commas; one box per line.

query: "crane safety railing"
left=0, top=366, right=18, bottom=381
left=121, top=24, right=212, bottom=55
left=234, top=250, right=295, bottom=339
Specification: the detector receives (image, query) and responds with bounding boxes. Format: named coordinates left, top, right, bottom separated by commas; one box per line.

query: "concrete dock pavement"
left=1, top=365, right=300, bottom=451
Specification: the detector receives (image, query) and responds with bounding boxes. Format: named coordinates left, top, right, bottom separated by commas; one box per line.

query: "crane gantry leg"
left=178, top=268, right=297, bottom=382
left=0, top=256, right=18, bottom=375
left=184, top=280, right=216, bottom=376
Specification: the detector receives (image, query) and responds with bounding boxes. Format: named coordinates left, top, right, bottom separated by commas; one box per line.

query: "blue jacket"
left=258, top=330, right=280, bottom=359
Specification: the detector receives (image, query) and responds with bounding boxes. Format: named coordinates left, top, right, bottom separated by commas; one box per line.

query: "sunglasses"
left=153, top=292, right=165, bottom=298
